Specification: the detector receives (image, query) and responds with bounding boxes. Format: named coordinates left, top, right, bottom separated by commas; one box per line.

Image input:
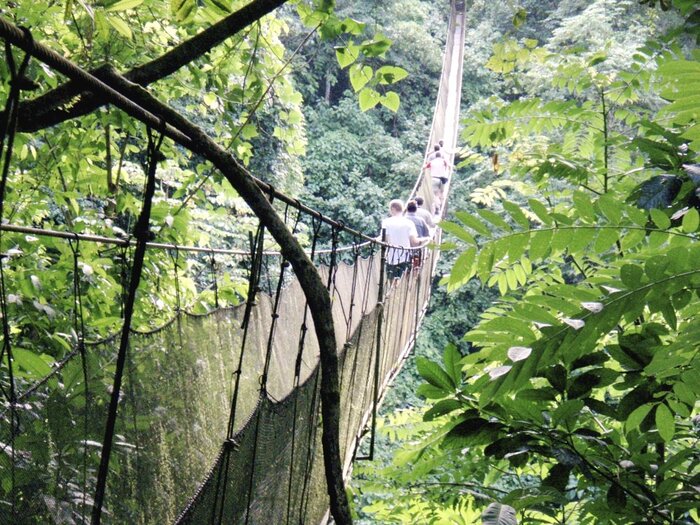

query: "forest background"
left=0, top=0, right=699, bottom=524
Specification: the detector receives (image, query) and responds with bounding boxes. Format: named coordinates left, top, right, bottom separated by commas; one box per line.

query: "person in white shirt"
left=424, top=151, right=449, bottom=213
left=380, top=199, right=429, bottom=279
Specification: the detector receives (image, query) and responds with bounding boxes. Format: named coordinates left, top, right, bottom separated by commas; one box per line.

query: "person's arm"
left=410, top=224, right=430, bottom=246
left=411, top=234, right=430, bottom=247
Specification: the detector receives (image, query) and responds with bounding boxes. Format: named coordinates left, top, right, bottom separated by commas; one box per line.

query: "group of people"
left=379, top=140, right=451, bottom=280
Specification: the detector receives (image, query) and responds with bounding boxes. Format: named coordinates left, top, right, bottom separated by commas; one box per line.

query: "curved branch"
left=14, top=0, right=288, bottom=132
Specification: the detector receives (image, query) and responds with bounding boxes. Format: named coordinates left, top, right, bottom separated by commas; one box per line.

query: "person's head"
left=415, top=196, right=425, bottom=207
left=389, top=199, right=404, bottom=216
left=439, top=139, right=444, bottom=148
left=406, top=200, right=417, bottom=213
left=435, top=151, right=442, bottom=159
left=433, top=144, right=440, bottom=152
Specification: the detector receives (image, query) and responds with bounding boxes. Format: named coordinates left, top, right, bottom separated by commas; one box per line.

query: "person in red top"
left=424, top=151, right=449, bottom=213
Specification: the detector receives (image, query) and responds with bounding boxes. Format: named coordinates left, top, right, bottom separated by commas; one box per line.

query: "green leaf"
left=380, top=91, right=400, bottom=112
left=440, top=221, right=476, bottom=245
left=360, top=33, right=392, bottom=57
left=597, top=195, right=622, bottom=224
left=335, top=42, right=359, bottom=69
left=349, top=64, right=373, bottom=92
left=11, top=348, right=52, bottom=377
left=203, top=0, right=230, bottom=14
left=620, top=264, right=643, bottom=288
left=607, top=483, right=627, bottom=510
left=423, top=399, right=462, bottom=421
left=105, top=0, right=143, bottom=11
left=512, top=7, right=527, bottom=28
left=594, top=228, right=619, bottom=253
left=552, top=399, right=584, bottom=427
left=528, top=199, right=553, bottom=225
left=416, top=357, right=455, bottom=393
left=417, top=383, right=450, bottom=399
left=358, top=88, right=380, bottom=111
left=655, top=403, right=675, bottom=442
left=477, top=209, right=513, bottom=232
left=443, top=344, right=462, bottom=385
left=503, top=201, right=530, bottom=228
left=626, top=403, right=652, bottom=433
left=682, top=207, right=699, bottom=232
left=573, top=191, right=596, bottom=223
left=482, top=502, right=517, bottom=525
left=529, top=229, right=552, bottom=260
left=106, top=15, right=132, bottom=38
left=477, top=244, right=495, bottom=282
left=449, top=247, right=476, bottom=288
left=650, top=208, right=671, bottom=229
left=673, top=381, right=695, bottom=406
left=203, top=92, right=218, bottom=108
left=375, top=65, right=409, bottom=84
left=455, top=211, right=492, bottom=236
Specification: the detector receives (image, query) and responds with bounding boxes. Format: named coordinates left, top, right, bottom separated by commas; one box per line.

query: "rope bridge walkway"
left=0, top=1, right=466, bottom=523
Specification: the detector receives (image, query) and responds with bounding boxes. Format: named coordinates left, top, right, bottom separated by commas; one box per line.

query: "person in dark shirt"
left=405, top=200, right=429, bottom=237
left=414, top=196, right=435, bottom=228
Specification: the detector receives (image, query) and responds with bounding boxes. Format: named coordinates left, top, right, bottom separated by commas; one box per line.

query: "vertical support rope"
left=243, top=255, right=290, bottom=525
left=340, top=241, right=364, bottom=457
left=68, top=236, right=89, bottom=523
left=286, top=216, right=322, bottom=525
left=212, top=223, right=265, bottom=525
left=209, top=252, right=219, bottom=309
left=368, top=229, right=387, bottom=460
left=260, top=256, right=288, bottom=392
left=0, top=39, right=32, bottom=520
left=91, top=125, right=165, bottom=525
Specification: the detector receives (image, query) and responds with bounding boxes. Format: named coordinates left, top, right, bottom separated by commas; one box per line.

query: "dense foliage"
left=356, top=0, right=700, bottom=524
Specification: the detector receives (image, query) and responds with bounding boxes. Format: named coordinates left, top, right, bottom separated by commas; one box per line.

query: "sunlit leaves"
left=105, top=0, right=144, bottom=12
left=358, top=88, right=381, bottom=111
left=340, top=47, right=407, bottom=113
left=380, top=91, right=400, bottom=112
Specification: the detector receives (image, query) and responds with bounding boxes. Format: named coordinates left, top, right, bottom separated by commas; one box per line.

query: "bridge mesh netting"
left=0, top=1, right=465, bottom=523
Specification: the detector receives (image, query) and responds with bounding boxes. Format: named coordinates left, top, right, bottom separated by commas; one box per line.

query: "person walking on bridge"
left=413, top=196, right=435, bottom=229
left=405, top=200, right=429, bottom=238
left=424, top=151, right=449, bottom=213
left=380, top=199, right=428, bottom=280
left=405, top=200, right=430, bottom=271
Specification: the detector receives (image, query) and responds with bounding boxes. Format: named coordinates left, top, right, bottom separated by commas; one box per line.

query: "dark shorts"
left=386, top=262, right=410, bottom=280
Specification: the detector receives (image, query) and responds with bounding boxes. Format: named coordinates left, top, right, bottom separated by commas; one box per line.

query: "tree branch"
left=14, top=0, right=288, bottom=132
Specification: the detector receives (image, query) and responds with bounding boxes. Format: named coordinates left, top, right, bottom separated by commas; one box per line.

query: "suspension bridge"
left=0, top=1, right=466, bottom=523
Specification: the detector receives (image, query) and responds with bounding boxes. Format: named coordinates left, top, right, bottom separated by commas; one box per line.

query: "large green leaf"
left=105, top=0, right=144, bottom=12
left=358, top=87, right=381, bottom=111
left=655, top=403, right=675, bottom=442
left=455, top=211, right=492, bottom=236
left=416, top=357, right=455, bottom=393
